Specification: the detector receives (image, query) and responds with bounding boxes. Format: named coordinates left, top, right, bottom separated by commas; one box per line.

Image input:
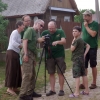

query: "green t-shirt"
left=41, top=29, right=66, bottom=58
left=71, top=38, right=87, bottom=61
left=23, top=27, right=37, bottom=55
left=21, top=27, right=28, bottom=39
left=82, top=21, right=99, bottom=48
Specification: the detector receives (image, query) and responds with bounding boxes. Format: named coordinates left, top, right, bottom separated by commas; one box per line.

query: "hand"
left=52, top=41, right=58, bottom=46
left=19, top=45, right=22, bottom=48
left=23, top=55, right=28, bottom=62
left=38, top=36, right=45, bottom=43
left=72, top=38, right=76, bottom=44
left=84, top=21, right=88, bottom=27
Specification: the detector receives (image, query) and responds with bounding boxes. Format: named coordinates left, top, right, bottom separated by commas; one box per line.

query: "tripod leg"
left=44, top=48, right=46, bottom=93
left=55, top=59, right=74, bottom=94
left=34, top=47, right=45, bottom=89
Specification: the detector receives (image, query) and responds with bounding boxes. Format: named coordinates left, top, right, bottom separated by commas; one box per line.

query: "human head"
left=33, top=19, right=44, bottom=32
left=22, top=15, right=31, bottom=27
left=82, top=10, right=92, bottom=23
left=16, top=20, right=25, bottom=32
left=72, top=26, right=81, bottom=38
left=48, top=21, right=57, bottom=34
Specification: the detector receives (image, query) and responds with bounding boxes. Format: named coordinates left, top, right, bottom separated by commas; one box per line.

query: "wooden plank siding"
left=5, top=20, right=81, bottom=49
left=50, top=0, right=72, bottom=9
left=45, top=11, right=74, bottom=21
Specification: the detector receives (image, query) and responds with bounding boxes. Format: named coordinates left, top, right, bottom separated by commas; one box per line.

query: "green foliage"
left=0, top=1, right=8, bottom=52
left=0, top=0, right=7, bottom=12
left=0, top=15, right=9, bottom=52
left=74, top=9, right=95, bottom=23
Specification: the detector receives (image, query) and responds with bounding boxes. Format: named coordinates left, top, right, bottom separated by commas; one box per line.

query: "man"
left=41, top=21, right=66, bottom=96
left=19, top=19, right=45, bottom=100
left=21, top=15, right=44, bottom=98
left=21, top=15, right=31, bottom=39
left=80, top=10, right=99, bottom=89
left=20, top=15, right=31, bottom=66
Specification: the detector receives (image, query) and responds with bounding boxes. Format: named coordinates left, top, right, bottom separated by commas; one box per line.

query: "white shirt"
left=7, top=29, right=21, bottom=54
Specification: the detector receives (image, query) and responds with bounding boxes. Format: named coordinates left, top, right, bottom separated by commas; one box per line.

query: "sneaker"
left=46, top=90, right=56, bottom=96
left=32, top=91, right=42, bottom=97
left=89, top=84, right=97, bottom=89
left=79, top=84, right=85, bottom=89
left=58, top=90, right=64, bottom=96
left=19, top=95, right=33, bottom=100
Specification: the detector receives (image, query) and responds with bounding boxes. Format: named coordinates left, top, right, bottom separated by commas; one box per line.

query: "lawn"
left=0, top=38, right=100, bottom=100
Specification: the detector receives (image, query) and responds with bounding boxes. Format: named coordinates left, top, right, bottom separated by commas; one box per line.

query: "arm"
left=23, top=39, right=29, bottom=62
left=84, top=21, right=97, bottom=37
left=70, top=38, right=76, bottom=52
left=84, top=43, right=90, bottom=58
left=52, top=38, right=66, bottom=46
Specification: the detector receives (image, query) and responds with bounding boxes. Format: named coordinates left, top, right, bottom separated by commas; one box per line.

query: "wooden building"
left=2, top=0, right=79, bottom=22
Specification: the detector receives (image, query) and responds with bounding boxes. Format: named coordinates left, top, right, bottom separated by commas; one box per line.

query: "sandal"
left=6, top=89, right=17, bottom=96
left=80, top=91, right=89, bottom=95
left=89, top=84, right=97, bottom=89
left=69, top=94, right=79, bottom=98
left=79, top=84, right=85, bottom=89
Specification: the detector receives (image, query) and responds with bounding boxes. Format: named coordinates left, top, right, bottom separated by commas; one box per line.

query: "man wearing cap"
left=80, top=10, right=99, bottom=89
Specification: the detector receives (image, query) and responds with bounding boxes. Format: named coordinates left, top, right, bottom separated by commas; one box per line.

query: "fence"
left=5, top=20, right=81, bottom=49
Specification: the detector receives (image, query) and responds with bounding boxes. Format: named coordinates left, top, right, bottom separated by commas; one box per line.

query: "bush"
left=0, top=15, right=9, bottom=52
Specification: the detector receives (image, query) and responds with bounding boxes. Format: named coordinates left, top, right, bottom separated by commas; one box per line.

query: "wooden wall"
left=50, top=0, right=72, bottom=9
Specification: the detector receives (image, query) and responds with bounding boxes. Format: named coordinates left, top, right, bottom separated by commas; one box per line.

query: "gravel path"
left=34, top=49, right=100, bottom=100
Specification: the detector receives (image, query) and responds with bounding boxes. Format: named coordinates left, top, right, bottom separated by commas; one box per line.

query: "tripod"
left=34, top=43, right=74, bottom=94
left=34, top=43, right=47, bottom=93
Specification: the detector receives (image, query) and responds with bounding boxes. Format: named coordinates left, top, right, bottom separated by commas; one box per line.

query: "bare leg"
left=82, top=68, right=88, bottom=85
left=58, top=74, right=64, bottom=90
left=74, top=77, right=80, bottom=95
left=92, top=67, right=97, bottom=85
left=82, top=76, right=89, bottom=93
left=49, top=74, right=55, bottom=91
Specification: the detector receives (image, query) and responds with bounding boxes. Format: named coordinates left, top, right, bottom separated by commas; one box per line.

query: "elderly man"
left=80, top=10, right=99, bottom=89
left=19, top=19, right=45, bottom=100
left=41, top=21, right=66, bottom=96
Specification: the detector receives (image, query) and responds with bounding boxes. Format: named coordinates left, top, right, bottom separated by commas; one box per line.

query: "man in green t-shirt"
left=20, top=15, right=31, bottom=65
left=41, top=21, right=66, bottom=96
left=19, top=19, right=45, bottom=100
left=80, top=10, right=99, bottom=89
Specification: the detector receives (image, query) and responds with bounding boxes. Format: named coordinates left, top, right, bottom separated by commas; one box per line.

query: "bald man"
left=41, top=21, right=66, bottom=96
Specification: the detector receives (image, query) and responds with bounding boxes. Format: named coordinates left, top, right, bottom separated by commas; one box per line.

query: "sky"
left=75, top=0, right=100, bottom=11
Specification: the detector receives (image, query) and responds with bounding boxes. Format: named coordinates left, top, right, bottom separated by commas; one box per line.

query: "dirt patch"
left=34, top=49, right=100, bottom=100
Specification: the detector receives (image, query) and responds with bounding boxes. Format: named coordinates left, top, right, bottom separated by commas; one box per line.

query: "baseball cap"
left=82, top=10, right=92, bottom=15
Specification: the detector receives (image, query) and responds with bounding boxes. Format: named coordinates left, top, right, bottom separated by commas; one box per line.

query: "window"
left=64, top=16, right=70, bottom=22
left=51, top=16, right=57, bottom=21
left=34, top=16, right=38, bottom=22
left=16, top=18, right=21, bottom=21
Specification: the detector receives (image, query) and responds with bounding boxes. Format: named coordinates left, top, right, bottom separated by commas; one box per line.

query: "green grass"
left=0, top=38, right=100, bottom=100
left=98, top=38, right=100, bottom=48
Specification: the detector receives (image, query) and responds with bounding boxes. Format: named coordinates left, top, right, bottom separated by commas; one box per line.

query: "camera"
left=44, top=34, right=51, bottom=46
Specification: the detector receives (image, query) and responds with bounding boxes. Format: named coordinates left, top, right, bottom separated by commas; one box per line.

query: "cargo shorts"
left=46, top=57, right=66, bottom=74
left=72, top=56, right=86, bottom=78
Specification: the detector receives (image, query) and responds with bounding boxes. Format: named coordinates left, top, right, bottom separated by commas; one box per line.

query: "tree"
left=74, top=9, right=95, bottom=23
left=0, top=0, right=9, bottom=52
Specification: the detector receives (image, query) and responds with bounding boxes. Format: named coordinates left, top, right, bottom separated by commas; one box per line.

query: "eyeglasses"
left=24, top=20, right=31, bottom=22
left=40, top=24, right=44, bottom=28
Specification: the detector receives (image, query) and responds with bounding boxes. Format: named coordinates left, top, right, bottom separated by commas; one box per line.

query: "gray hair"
left=34, top=19, right=44, bottom=24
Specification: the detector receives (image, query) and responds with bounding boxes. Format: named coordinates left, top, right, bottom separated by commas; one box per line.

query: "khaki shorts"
left=46, top=57, right=66, bottom=74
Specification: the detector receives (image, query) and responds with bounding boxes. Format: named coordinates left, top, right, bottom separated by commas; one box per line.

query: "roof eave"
left=3, top=13, right=44, bottom=18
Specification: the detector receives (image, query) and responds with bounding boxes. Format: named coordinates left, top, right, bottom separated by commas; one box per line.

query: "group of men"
left=19, top=10, right=99, bottom=100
